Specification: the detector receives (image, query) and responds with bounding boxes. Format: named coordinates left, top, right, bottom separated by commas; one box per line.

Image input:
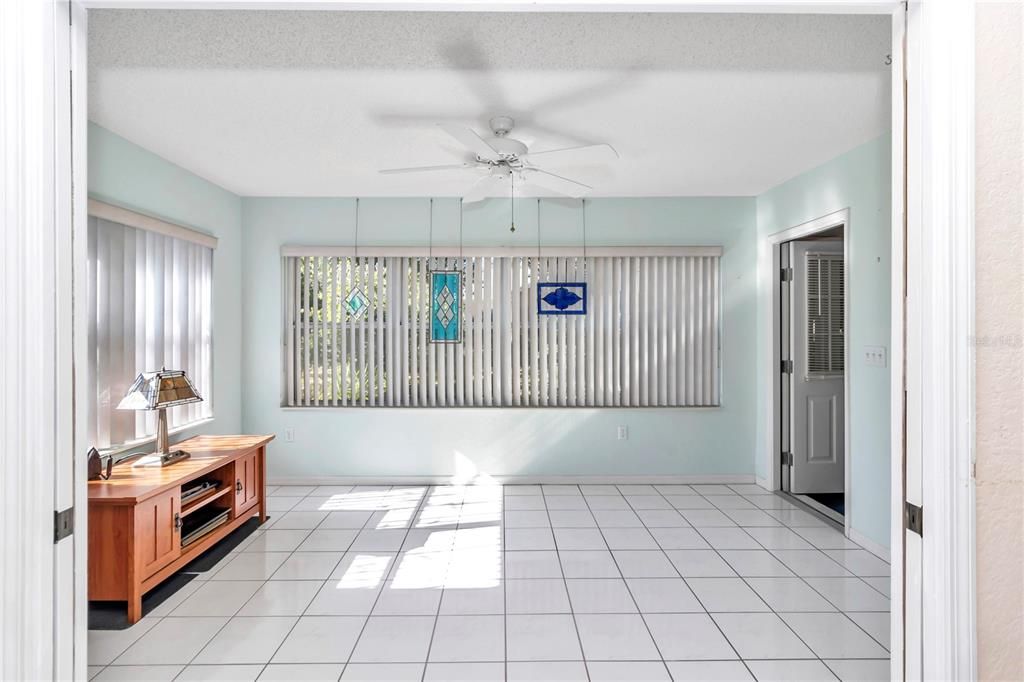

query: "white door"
left=786, top=240, right=845, bottom=494
left=1, top=1, right=80, bottom=680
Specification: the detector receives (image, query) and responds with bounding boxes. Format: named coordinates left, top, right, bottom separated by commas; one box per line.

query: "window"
left=282, top=247, right=721, bottom=408
left=87, top=202, right=215, bottom=450
left=805, top=252, right=845, bottom=377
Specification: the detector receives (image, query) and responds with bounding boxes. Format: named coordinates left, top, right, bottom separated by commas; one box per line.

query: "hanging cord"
left=536, top=199, right=544, bottom=260
left=353, top=198, right=360, bottom=260
left=581, top=198, right=588, bottom=282
left=510, top=173, right=516, bottom=233
left=428, top=197, right=434, bottom=268
left=459, top=198, right=464, bottom=266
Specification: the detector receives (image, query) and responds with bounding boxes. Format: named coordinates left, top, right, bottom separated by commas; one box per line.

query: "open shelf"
left=180, top=486, right=231, bottom=517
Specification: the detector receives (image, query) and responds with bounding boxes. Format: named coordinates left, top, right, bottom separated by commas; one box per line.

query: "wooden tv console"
left=88, top=434, right=273, bottom=623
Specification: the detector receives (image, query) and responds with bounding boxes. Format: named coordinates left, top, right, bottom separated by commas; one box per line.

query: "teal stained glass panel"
left=430, top=270, right=461, bottom=343
left=344, top=287, right=369, bottom=320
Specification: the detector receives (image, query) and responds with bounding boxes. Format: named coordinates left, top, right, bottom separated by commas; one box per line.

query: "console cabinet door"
left=235, top=451, right=259, bottom=515
left=135, top=487, right=181, bottom=577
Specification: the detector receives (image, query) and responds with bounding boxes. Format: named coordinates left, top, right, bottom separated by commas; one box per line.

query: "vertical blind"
left=87, top=213, right=214, bottom=449
left=282, top=249, right=721, bottom=408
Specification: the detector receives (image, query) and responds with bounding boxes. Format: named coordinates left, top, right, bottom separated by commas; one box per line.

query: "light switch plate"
left=865, top=345, right=887, bottom=368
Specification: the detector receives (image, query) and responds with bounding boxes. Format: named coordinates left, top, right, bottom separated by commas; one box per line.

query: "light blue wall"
left=756, top=134, right=892, bottom=549
left=240, top=197, right=758, bottom=480
left=87, top=125, right=890, bottom=547
left=88, top=122, right=244, bottom=438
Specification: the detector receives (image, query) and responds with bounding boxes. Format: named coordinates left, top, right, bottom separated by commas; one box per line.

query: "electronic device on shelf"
left=180, top=479, right=219, bottom=505
left=180, top=506, right=230, bottom=548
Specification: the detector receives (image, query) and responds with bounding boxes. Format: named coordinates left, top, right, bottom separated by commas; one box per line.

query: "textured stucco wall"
left=975, top=2, right=1024, bottom=680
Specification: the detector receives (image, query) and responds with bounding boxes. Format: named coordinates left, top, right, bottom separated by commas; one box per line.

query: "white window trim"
left=88, top=198, right=218, bottom=249
left=280, top=245, right=722, bottom=258
left=282, top=247, right=723, bottom=408
left=98, top=417, right=216, bottom=458
left=86, top=205, right=217, bottom=450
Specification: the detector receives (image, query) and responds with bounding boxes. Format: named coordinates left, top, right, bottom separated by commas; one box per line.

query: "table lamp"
left=117, top=368, right=202, bottom=467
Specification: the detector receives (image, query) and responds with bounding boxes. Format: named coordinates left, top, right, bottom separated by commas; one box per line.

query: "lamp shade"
left=117, top=369, right=202, bottom=411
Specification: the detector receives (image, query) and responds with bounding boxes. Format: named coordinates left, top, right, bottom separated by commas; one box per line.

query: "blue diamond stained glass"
left=430, top=271, right=461, bottom=343
left=538, top=282, right=587, bottom=315
left=344, top=287, right=369, bottom=320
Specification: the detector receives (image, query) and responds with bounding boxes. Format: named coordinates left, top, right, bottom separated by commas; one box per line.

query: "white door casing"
left=788, top=241, right=846, bottom=495
left=0, top=0, right=79, bottom=679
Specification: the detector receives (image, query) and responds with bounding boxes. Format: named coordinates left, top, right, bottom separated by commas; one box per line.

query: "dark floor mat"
left=806, top=492, right=845, bottom=516
left=88, top=517, right=262, bottom=630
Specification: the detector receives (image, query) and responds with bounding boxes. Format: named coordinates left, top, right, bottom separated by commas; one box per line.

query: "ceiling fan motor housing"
left=484, top=116, right=528, bottom=159
left=483, top=136, right=528, bottom=160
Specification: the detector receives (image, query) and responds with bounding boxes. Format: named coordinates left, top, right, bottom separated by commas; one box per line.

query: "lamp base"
left=130, top=450, right=191, bottom=468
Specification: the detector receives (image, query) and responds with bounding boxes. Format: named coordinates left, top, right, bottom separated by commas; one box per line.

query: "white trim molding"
left=849, top=528, right=892, bottom=563
left=903, top=0, right=977, bottom=680
left=0, top=1, right=76, bottom=679
left=88, top=198, right=219, bottom=249
left=280, top=245, right=722, bottom=258
left=760, top=208, right=851, bottom=497
left=269, top=475, right=757, bottom=486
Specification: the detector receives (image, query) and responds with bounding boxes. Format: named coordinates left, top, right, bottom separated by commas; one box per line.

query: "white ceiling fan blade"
left=462, top=173, right=505, bottom=204
left=523, top=168, right=592, bottom=197
left=438, top=123, right=500, bottom=161
left=379, top=163, right=475, bottom=175
left=522, top=143, right=619, bottom=167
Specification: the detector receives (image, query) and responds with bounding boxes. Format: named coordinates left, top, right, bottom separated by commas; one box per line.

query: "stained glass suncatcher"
left=430, top=270, right=462, bottom=343
left=538, top=282, right=587, bottom=315
left=344, top=287, right=369, bottom=320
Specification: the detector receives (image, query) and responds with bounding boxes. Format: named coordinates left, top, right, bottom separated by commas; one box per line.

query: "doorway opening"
left=773, top=213, right=849, bottom=526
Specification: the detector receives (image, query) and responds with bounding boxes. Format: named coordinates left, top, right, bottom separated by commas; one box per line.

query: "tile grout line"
left=542, top=484, right=592, bottom=682
left=100, top=483, right=890, bottom=680
left=252, top=483, right=362, bottom=681
left=685, top=485, right=844, bottom=675
left=725, top=488, right=894, bottom=656
left=581, top=485, right=674, bottom=682
left=502, top=488, right=509, bottom=682
left=648, top=484, right=760, bottom=680
left=694, top=484, right=885, bottom=674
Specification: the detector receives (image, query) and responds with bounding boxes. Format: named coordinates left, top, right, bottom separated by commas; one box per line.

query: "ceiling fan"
left=379, top=116, right=618, bottom=203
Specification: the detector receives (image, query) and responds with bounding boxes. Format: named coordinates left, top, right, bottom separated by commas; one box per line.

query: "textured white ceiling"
left=88, top=10, right=891, bottom=197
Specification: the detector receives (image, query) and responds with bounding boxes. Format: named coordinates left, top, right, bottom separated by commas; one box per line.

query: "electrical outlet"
left=617, top=426, right=628, bottom=441
left=864, top=345, right=887, bottom=368
left=284, top=428, right=295, bottom=442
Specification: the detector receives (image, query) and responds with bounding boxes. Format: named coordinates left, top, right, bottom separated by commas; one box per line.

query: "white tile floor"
left=89, top=484, right=891, bottom=681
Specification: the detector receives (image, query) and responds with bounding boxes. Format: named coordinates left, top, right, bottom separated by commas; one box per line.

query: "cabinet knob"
left=174, top=513, right=182, bottom=530
left=236, top=480, right=243, bottom=494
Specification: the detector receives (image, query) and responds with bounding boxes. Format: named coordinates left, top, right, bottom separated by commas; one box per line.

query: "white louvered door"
left=787, top=240, right=845, bottom=494
left=283, top=248, right=721, bottom=408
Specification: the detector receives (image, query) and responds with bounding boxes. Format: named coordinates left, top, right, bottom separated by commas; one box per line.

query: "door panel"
left=788, top=240, right=845, bottom=494
left=806, top=394, right=841, bottom=463
left=235, top=452, right=259, bottom=515
left=135, top=488, right=181, bottom=577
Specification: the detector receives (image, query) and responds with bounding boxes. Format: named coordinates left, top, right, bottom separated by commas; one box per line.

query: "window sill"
left=100, top=417, right=216, bottom=459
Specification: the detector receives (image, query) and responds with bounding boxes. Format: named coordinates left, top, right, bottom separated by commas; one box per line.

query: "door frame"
left=764, top=209, right=852, bottom=531
left=67, top=1, right=975, bottom=680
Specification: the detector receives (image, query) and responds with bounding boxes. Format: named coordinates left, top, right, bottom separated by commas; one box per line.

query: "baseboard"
left=755, top=476, right=773, bottom=491
left=848, top=528, right=892, bottom=562
left=268, top=474, right=757, bottom=486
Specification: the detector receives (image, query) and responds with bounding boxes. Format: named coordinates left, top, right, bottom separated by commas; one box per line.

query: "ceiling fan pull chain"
left=510, top=173, right=516, bottom=233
